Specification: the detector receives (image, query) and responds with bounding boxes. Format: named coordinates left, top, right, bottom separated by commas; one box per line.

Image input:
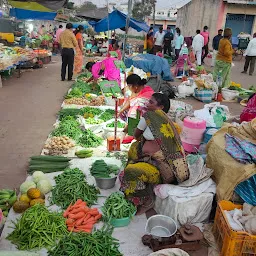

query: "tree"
left=132, top=0, right=155, bottom=21
left=75, top=1, right=97, bottom=11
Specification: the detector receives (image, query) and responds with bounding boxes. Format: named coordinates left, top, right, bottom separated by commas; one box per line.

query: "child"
left=175, top=43, right=193, bottom=76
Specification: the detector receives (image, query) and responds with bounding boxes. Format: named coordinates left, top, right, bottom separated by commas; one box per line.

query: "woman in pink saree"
left=85, top=57, right=121, bottom=85
left=119, top=74, right=154, bottom=121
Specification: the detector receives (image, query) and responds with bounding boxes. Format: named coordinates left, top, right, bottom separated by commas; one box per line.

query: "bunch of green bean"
left=51, top=168, right=100, bottom=208
left=102, top=192, right=136, bottom=221
left=7, top=204, right=68, bottom=250
left=48, top=225, right=122, bottom=256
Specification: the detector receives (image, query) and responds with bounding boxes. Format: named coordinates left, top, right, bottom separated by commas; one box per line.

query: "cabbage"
left=32, top=171, right=46, bottom=184
left=36, top=179, right=52, bottom=195
left=20, top=181, right=36, bottom=194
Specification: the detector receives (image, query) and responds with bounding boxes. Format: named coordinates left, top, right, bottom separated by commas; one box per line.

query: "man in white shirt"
left=154, top=27, right=165, bottom=55
left=241, top=33, right=256, bottom=76
left=192, top=30, right=204, bottom=66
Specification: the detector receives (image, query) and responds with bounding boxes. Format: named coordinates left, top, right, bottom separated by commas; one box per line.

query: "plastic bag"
left=194, top=108, right=216, bottom=127
left=177, top=82, right=196, bottom=98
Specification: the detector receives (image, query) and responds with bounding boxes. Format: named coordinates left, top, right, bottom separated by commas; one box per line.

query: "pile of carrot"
left=63, top=199, right=102, bottom=233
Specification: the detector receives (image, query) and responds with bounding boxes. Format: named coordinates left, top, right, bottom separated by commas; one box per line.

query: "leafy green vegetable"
left=72, top=81, right=101, bottom=95
left=107, top=121, right=125, bottom=128
left=7, top=204, right=68, bottom=250
left=58, top=108, right=81, bottom=121
left=99, top=109, right=115, bottom=121
left=79, top=106, right=103, bottom=116
left=78, top=129, right=103, bottom=148
left=51, top=168, right=99, bottom=208
left=65, top=87, right=83, bottom=99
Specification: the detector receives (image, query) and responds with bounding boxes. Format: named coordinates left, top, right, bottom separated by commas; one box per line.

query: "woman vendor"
left=213, top=28, right=234, bottom=88
left=119, top=74, right=154, bottom=121
left=85, top=57, right=121, bottom=86
left=120, top=93, right=189, bottom=215
left=108, top=43, right=122, bottom=60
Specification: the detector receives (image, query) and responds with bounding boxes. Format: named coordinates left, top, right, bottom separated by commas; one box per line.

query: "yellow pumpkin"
left=19, top=194, right=31, bottom=203
left=30, top=198, right=45, bottom=206
left=27, top=188, right=41, bottom=199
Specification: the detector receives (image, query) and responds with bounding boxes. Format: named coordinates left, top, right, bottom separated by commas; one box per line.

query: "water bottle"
left=216, top=71, right=223, bottom=88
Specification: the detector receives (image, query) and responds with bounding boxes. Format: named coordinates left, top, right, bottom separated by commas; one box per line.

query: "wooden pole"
left=122, top=0, right=133, bottom=59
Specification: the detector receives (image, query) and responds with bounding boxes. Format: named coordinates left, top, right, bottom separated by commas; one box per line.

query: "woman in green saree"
left=120, top=93, right=189, bottom=215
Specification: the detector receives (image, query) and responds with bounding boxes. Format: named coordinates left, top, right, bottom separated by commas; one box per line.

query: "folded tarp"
left=89, top=10, right=149, bottom=33
left=8, top=0, right=66, bottom=11
left=125, top=54, right=174, bottom=81
left=10, top=8, right=57, bottom=20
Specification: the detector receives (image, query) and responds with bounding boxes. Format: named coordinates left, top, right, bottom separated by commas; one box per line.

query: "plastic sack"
left=194, top=108, right=216, bottom=127
left=148, top=248, right=189, bottom=256
left=177, top=82, right=196, bottom=98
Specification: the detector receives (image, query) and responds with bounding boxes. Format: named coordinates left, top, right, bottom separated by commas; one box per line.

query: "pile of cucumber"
left=90, top=160, right=119, bottom=178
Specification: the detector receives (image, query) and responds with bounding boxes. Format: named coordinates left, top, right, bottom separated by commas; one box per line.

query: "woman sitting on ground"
left=119, top=74, right=154, bottom=121
left=85, top=57, right=121, bottom=86
left=120, top=93, right=189, bottom=215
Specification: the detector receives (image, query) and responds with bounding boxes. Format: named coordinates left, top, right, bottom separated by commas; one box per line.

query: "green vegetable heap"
left=7, top=204, right=68, bottom=250
left=78, top=129, right=103, bottom=148
left=51, top=168, right=100, bottom=208
left=49, top=225, right=122, bottom=256
left=58, top=108, right=81, bottom=121
left=65, top=87, right=83, bottom=99
left=107, top=121, right=125, bottom=128
left=71, top=80, right=101, bottom=95
left=51, top=116, right=82, bottom=141
left=99, top=109, right=115, bottom=122
left=90, top=160, right=119, bottom=178
left=102, top=192, right=136, bottom=221
left=80, top=106, right=103, bottom=116
left=85, top=117, right=104, bottom=125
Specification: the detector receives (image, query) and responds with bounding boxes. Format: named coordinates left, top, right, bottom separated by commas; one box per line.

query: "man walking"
left=59, top=23, right=77, bottom=81
left=154, top=27, right=165, bottom=55
left=201, top=26, right=210, bottom=64
left=211, top=29, right=223, bottom=67
left=192, top=30, right=204, bottom=66
left=241, top=33, right=256, bottom=76
left=163, top=27, right=174, bottom=56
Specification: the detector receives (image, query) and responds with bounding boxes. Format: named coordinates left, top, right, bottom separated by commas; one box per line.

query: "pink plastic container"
left=180, top=117, right=206, bottom=153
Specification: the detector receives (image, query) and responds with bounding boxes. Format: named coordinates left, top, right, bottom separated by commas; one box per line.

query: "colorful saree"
left=74, top=33, right=83, bottom=74
left=120, top=110, right=189, bottom=206
left=92, top=57, right=121, bottom=85
left=213, top=60, right=231, bottom=88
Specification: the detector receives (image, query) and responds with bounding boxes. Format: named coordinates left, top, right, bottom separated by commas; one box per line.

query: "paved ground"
left=0, top=55, right=254, bottom=255
left=0, top=55, right=254, bottom=190
left=0, top=58, right=72, bottom=190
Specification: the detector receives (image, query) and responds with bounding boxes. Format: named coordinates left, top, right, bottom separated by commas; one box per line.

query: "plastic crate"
left=213, top=200, right=256, bottom=256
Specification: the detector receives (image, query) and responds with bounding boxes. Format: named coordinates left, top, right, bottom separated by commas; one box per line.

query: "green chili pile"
left=102, top=192, right=136, bottom=221
left=51, top=116, right=82, bottom=141
left=107, top=121, right=125, bottom=128
left=7, top=204, right=68, bottom=250
left=48, top=225, right=122, bottom=256
left=51, top=168, right=100, bottom=208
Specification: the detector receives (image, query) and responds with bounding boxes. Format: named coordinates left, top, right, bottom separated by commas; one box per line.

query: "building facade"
left=146, top=8, right=177, bottom=30
left=176, top=0, right=256, bottom=43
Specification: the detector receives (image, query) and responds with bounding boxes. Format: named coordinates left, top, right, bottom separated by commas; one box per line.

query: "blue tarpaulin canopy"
left=89, top=10, right=149, bottom=33
left=10, top=8, right=57, bottom=20
left=72, top=22, right=89, bottom=29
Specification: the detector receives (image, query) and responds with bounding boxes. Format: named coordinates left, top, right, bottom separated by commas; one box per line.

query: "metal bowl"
left=94, top=176, right=117, bottom=190
left=145, top=215, right=177, bottom=240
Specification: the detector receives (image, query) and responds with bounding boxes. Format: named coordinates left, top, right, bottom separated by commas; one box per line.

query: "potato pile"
left=44, top=136, right=75, bottom=156
left=64, top=98, right=90, bottom=105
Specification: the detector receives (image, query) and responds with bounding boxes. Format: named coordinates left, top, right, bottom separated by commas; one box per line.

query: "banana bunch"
left=75, top=149, right=93, bottom=158
left=0, top=189, right=17, bottom=217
